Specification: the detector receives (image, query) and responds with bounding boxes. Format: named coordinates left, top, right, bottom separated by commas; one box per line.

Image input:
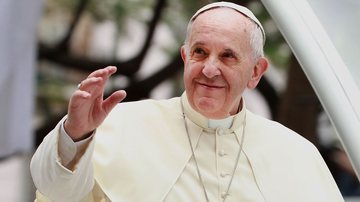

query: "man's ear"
left=181, top=45, right=187, bottom=63
left=247, top=57, right=268, bottom=89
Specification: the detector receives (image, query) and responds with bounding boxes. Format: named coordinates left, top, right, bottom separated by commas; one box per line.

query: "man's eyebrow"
left=190, top=41, right=206, bottom=47
left=224, top=48, right=235, bottom=52
left=223, top=48, right=240, bottom=57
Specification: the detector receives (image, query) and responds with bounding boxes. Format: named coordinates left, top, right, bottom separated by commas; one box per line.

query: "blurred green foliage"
left=36, top=0, right=291, bottom=128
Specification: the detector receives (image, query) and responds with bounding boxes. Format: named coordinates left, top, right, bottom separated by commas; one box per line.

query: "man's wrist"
left=72, top=131, right=94, bottom=142
left=63, top=119, right=94, bottom=142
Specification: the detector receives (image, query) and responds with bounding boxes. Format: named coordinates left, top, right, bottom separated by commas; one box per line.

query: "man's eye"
left=222, top=52, right=235, bottom=58
left=194, top=48, right=206, bottom=55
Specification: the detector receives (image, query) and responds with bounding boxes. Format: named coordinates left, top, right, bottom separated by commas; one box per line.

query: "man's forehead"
left=192, top=7, right=252, bottom=28
left=189, top=12, right=253, bottom=46
left=190, top=2, right=265, bottom=43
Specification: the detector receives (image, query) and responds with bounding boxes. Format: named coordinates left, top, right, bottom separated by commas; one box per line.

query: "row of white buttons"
left=217, top=127, right=232, bottom=200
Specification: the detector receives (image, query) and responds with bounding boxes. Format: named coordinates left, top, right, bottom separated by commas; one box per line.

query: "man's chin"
left=195, top=97, right=221, bottom=112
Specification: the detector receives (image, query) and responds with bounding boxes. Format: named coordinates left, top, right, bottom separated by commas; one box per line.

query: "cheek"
left=226, top=70, right=248, bottom=94
left=183, top=65, right=192, bottom=81
left=184, top=62, right=201, bottom=80
left=183, top=65, right=195, bottom=90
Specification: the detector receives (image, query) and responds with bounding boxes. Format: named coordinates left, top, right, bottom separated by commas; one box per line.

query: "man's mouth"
left=198, top=82, right=224, bottom=89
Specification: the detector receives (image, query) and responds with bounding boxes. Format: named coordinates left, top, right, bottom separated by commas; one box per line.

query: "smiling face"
left=182, top=8, right=268, bottom=119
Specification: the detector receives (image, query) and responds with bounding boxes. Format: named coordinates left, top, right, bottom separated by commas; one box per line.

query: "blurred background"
left=0, top=0, right=359, bottom=201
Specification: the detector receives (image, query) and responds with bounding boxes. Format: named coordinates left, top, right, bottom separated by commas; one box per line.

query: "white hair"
left=184, top=7, right=265, bottom=60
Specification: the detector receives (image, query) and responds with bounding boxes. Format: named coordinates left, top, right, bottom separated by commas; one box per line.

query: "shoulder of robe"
left=106, top=97, right=182, bottom=121
left=95, top=96, right=184, bottom=144
left=245, top=110, right=319, bottom=156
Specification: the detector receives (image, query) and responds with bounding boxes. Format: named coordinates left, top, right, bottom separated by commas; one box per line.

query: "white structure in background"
left=261, top=0, right=360, bottom=179
left=0, top=0, right=42, bottom=159
left=307, top=0, right=360, bottom=90
left=0, top=0, right=43, bottom=201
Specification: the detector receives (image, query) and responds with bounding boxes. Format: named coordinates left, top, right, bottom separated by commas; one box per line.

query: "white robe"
left=31, top=94, right=344, bottom=201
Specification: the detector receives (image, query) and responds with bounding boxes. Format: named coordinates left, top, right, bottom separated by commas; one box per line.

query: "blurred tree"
left=277, top=55, right=321, bottom=146
left=35, top=0, right=319, bottom=149
left=36, top=0, right=194, bottom=144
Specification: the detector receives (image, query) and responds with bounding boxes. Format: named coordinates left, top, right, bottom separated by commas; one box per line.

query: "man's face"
left=182, top=8, right=265, bottom=119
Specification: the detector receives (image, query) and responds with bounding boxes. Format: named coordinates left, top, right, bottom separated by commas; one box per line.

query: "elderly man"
left=31, top=2, right=344, bottom=202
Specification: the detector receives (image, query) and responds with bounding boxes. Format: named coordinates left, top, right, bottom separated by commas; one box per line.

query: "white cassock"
left=31, top=93, right=344, bottom=202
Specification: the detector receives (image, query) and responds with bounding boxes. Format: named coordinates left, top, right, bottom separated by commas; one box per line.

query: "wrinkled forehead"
left=190, top=2, right=265, bottom=43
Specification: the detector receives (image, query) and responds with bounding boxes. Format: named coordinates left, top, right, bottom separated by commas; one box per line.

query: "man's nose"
left=202, top=58, right=221, bottom=78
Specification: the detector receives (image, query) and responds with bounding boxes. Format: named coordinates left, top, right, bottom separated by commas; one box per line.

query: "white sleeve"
left=30, top=117, right=96, bottom=201
left=58, top=120, right=94, bottom=167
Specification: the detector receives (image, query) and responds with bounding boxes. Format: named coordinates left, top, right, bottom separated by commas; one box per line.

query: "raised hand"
left=64, top=66, right=127, bottom=141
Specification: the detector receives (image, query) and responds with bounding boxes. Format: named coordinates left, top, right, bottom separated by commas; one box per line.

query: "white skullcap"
left=190, top=1, right=266, bottom=44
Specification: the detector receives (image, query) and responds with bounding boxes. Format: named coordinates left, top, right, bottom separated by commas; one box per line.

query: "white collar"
left=208, top=116, right=234, bottom=129
left=181, top=92, right=245, bottom=132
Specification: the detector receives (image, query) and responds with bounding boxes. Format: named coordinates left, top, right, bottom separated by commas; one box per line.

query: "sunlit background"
left=0, top=0, right=359, bottom=201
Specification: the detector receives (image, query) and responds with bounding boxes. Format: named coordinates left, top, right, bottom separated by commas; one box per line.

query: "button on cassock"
left=218, top=150, right=226, bottom=157
left=220, top=172, right=228, bottom=178
left=217, top=128, right=226, bottom=136
left=221, top=191, right=230, bottom=199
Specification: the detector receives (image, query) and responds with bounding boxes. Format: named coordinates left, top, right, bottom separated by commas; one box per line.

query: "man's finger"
left=77, top=77, right=103, bottom=92
left=102, top=90, right=127, bottom=114
left=87, top=66, right=117, bottom=79
left=67, top=91, right=92, bottom=114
